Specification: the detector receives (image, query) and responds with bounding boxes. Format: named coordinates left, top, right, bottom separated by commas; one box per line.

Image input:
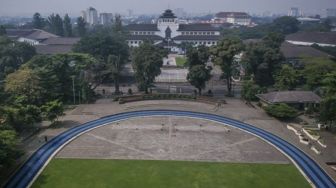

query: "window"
left=135, top=32, right=138, bottom=35
left=211, top=32, right=215, bottom=35
left=207, top=32, right=210, bottom=35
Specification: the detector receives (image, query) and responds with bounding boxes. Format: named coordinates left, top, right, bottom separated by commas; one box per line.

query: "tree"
left=32, top=12, right=45, bottom=29
left=265, top=103, right=298, bottom=119
left=319, top=97, right=336, bottom=129
left=132, top=42, right=165, bottom=93
left=112, top=14, right=123, bottom=34
left=187, top=65, right=212, bottom=95
left=107, top=55, right=122, bottom=94
left=5, top=104, right=42, bottom=130
left=322, top=71, right=336, bottom=97
left=241, top=80, right=263, bottom=101
left=42, top=100, right=64, bottom=124
left=63, top=14, right=72, bottom=37
left=211, top=38, right=244, bottom=96
left=262, top=32, right=284, bottom=49
left=242, top=33, right=284, bottom=87
left=0, top=37, right=36, bottom=79
left=76, top=17, right=86, bottom=37
left=186, top=46, right=209, bottom=68
left=25, top=54, right=98, bottom=104
left=275, top=64, right=299, bottom=90
left=0, top=25, right=6, bottom=36
left=0, top=129, right=19, bottom=168
left=74, top=34, right=129, bottom=91
left=272, top=16, right=300, bottom=35
left=47, top=14, right=64, bottom=36
left=303, top=62, right=336, bottom=90
left=5, top=67, right=41, bottom=104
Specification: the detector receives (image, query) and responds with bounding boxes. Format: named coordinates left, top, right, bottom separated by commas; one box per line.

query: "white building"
left=289, top=7, right=300, bottom=18
left=100, top=13, right=113, bottom=25
left=85, top=7, right=98, bottom=25
left=212, top=12, right=251, bottom=26
left=125, top=9, right=221, bottom=51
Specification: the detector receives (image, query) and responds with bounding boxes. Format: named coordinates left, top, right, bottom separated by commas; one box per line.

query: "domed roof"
left=160, top=9, right=177, bottom=19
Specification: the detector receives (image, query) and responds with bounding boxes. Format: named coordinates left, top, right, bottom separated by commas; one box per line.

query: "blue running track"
left=5, top=110, right=336, bottom=188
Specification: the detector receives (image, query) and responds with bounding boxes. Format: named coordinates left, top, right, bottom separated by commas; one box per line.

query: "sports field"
left=32, top=159, right=310, bottom=188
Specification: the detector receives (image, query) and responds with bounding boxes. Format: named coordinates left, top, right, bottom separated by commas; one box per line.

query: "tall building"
left=100, top=13, right=113, bottom=25
left=326, top=9, right=336, bottom=18
left=80, top=10, right=87, bottom=22
left=86, top=7, right=98, bottom=25
left=289, top=7, right=300, bottom=17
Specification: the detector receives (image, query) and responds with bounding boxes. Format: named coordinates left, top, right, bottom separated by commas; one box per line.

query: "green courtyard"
left=32, top=159, right=310, bottom=188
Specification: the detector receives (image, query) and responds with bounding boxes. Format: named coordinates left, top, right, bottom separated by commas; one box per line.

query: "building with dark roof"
left=36, top=37, right=80, bottom=55
left=257, top=91, right=321, bottom=110
left=286, top=32, right=336, bottom=47
left=6, top=29, right=59, bottom=45
left=125, top=9, right=221, bottom=52
left=281, top=42, right=331, bottom=59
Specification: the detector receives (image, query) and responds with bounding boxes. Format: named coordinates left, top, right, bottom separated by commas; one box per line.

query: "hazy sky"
left=0, top=0, right=335, bottom=17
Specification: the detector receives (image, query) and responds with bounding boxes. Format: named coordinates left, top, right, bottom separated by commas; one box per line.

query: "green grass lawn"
left=175, top=57, right=187, bottom=67
left=32, top=159, right=311, bottom=188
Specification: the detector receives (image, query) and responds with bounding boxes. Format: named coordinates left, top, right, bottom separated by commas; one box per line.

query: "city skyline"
left=0, top=0, right=335, bottom=17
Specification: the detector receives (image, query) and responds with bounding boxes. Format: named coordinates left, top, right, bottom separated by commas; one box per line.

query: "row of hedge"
left=118, top=94, right=196, bottom=104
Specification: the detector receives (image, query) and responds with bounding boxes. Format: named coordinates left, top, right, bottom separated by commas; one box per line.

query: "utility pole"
left=72, top=76, right=76, bottom=104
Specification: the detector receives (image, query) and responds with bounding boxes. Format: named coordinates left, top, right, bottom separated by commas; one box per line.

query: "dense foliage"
left=265, top=103, right=298, bottom=119
left=132, top=42, right=166, bottom=93
left=211, top=37, right=244, bottom=96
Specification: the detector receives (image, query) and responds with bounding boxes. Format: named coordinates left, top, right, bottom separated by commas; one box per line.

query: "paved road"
left=5, top=110, right=336, bottom=188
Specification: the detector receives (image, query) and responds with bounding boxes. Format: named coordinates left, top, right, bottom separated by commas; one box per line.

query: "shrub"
left=128, top=88, right=133, bottom=95
left=265, top=103, right=298, bottom=119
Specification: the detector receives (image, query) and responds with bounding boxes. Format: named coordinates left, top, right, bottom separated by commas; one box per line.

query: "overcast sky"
left=0, top=0, right=335, bottom=17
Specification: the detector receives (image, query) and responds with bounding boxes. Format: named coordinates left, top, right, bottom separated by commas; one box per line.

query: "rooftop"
left=173, top=35, right=221, bottom=41
left=177, top=24, right=220, bottom=31
left=125, top=24, right=159, bottom=31
left=257, top=91, right=322, bottom=104
left=281, top=42, right=332, bottom=58
left=126, top=35, right=163, bottom=41
left=41, top=37, right=80, bottom=45
left=160, top=9, right=177, bottom=19
left=286, top=32, right=336, bottom=45
left=35, top=45, right=73, bottom=55
left=6, top=29, right=58, bottom=41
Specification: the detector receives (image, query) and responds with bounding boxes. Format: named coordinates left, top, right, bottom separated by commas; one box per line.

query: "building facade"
left=125, top=9, right=221, bottom=51
left=100, top=13, right=113, bottom=25
left=212, top=12, right=251, bottom=26
left=82, top=7, right=98, bottom=25
left=289, top=7, right=300, bottom=17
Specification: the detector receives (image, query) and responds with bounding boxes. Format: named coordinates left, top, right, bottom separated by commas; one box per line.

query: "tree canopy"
left=211, top=37, right=244, bottom=96
left=132, top=42, right=166, bottom=93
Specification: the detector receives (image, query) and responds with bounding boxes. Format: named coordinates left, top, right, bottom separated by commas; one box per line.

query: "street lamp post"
left=69, top=61, right=76, bottom=105
left=71, top=76, right=76, bottom=105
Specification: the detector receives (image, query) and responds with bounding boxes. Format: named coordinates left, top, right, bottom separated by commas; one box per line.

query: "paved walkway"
left=17, top=98, right=336, bottom=181
left=57, top=116, right=289, bottom=164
